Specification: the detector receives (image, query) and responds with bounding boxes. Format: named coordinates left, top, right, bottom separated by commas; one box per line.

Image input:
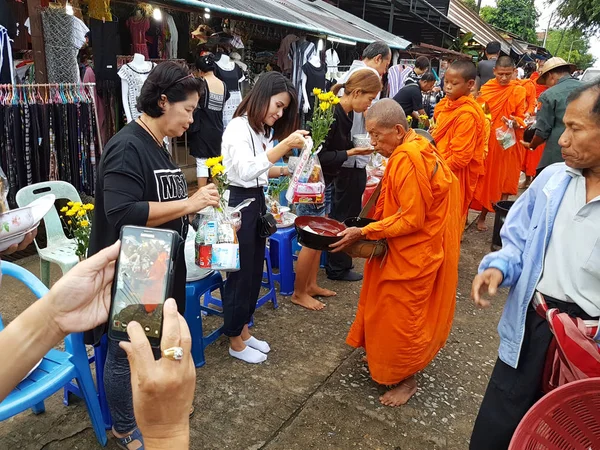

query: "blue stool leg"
left=278, top=235, right=295, bottom=296
left=185, top=282, right=206, bottom=368
left=31, top=401, right=45, bottom=415
left=95, top=336, right=112, bottom=429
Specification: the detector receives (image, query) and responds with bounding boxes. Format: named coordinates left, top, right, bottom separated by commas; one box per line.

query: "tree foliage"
left=548, top=0, right=600, bottom=32
left=543, top=28, right=596, bottom=69
left=460, top=0, right=479, bottom=13
left=478, top=0, right=540, bottom=43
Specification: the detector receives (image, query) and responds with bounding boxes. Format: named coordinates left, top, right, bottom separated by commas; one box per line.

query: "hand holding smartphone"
left=108, top=226, right=178, bottom=347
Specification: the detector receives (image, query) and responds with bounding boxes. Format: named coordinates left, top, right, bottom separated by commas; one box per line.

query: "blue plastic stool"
left=0, top=261, right=107, bottom=446
left=184, top=271, right=225, bottom=368
left=268, top=227, right=297, bottom=296
left=63, top=335, right=112, bottom=430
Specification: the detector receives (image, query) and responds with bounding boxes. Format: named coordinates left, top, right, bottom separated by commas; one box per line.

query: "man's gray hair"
left=365, top=99, right=408, bottom=130
left=362, top=41, right=391, bottom=60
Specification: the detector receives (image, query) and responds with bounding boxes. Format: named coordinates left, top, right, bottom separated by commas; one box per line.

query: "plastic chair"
left=509, top=377, right=600, bottom=449
left=16, top=181, right=81, bottom=288
left=184, top=270, right=226, bottom=368
left=268, top=227, right=297, bottom=296
left=258, top=246, right=278, bottom=309
left=0, top=261, right=107, bottom=446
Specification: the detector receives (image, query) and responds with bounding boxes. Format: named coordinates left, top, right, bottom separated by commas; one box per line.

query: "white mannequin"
left=118, top=53, right=154, bottom=123
left=301, top=54, right=323, bottom=114
left=215, top=54, right=235, bottom=72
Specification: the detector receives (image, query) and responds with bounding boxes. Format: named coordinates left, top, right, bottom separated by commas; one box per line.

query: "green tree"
left=548, top=0, right=600, bottom=32
left=543, top=28, right=596, bottom=69
left=478, top=0, right=540, bottom=43
left=460, top=0, right=479, bottom=13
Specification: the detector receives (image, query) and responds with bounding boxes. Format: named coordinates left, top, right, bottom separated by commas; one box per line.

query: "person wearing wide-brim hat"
left=524, top=57, right=580, bottom=173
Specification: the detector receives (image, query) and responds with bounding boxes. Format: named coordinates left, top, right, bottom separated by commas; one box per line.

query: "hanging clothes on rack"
left=0, top=84, right=102, bottom=206
left=290, top=39, right=315, bottom=102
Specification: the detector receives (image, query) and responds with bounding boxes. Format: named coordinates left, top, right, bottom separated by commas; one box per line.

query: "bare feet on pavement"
left=476, top=219, right=488, bottom=232
left=307, top=286, right=337, bottom=297
left=379, top=376, right=418, bottom=407
left=291, top=293, right=326, bottom=311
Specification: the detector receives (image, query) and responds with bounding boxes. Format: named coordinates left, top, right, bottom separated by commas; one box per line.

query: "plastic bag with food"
left=286, top=138, right=325, bottom=204
left=194, top=207, right=240, bottom=271
left=495, top=118, right=517, bottom=150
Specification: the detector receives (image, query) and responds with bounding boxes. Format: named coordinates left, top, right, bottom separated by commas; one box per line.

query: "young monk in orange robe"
left=331, top=99, right=461, bottom=407
left=521, top=73, right=548, bottom=185
left=472, top=56, right=527, bottom=231
left=433, top=60, right=486, bottom=222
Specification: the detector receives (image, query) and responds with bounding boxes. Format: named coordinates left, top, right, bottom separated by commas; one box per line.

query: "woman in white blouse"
left=221, top=72, right=307, bottom=363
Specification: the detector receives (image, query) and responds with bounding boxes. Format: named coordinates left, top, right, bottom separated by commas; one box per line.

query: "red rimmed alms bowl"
left=295, top=216, right=346, bottom=251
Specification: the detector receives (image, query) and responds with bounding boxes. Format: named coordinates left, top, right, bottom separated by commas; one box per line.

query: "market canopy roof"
left=447, top=0, right=512, bottom=54
left=169, top=0, right=411, bottom=49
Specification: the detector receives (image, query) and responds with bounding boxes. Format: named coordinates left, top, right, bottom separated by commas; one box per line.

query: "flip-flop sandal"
left=115, top=427, right=144, bottom=450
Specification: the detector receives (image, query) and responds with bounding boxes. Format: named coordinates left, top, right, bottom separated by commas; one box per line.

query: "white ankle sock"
left=243, top=336, right=271, bottom=354
left=229, top=345, right=267, bottom=364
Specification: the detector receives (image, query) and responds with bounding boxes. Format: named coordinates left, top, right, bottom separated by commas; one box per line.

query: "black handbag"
left=258, top=212, right=278, bottom=238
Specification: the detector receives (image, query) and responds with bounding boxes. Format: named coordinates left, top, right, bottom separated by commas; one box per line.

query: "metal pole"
left=542, top=11, right=554, bottom=48
left=568, top=39, right=583, bottom=63
left=388, top=1, right=395, bottom=33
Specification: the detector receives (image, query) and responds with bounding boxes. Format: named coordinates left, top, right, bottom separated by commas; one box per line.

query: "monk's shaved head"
left=365, top=98, right=408, bottom=130
left=495, top=56, right=515, bottom=69
left=448, top=60, right=477, bottom=81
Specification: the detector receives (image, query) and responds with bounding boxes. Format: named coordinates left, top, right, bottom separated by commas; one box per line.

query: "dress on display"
left=325, top=49, right=340, bottom=76
left=126, top=16, right=149, bottom=59
left=290, top=40, right=315, bottom=111
left=118, top=62, right=156, bottom=122
left=0, top=25, right=14, bottom=84
left=165, top=13, right=178, bottom=59
left=88, top=0, right=112, bottom=21
left=214, top=62, right=243, bottom=127
left=90, top=18, right=120, bottom=82
left=188, top=81, right=229, bottom=159
left=302, top=61, right=326, bottom=119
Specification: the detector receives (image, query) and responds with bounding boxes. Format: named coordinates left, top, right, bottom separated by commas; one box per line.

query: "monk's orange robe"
left=522, top=81, right=549, bottom=177
left=432, top=96, right=486, bottom=218
left=471, top=80, right=526, bottom=210
left=508, top=78, right=537, bottom=189
left=346, top=130, right=461, bottom=385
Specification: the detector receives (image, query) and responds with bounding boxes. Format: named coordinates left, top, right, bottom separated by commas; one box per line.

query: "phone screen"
left=109, top=226, right=175, bottom=344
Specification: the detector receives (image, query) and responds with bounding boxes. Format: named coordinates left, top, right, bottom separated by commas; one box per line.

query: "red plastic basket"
left=509, top=378, right=600, bottom=450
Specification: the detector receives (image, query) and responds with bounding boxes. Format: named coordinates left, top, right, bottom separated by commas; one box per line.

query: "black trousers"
left=326, top=166, right=367, bottom=279
left=470, top=297, right=596, bottom=450
left=222, top=186, right=266, bottom=337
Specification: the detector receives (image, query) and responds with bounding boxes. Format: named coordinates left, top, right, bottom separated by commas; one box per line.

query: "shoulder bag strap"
left=246, top=121, right=260, bottom=188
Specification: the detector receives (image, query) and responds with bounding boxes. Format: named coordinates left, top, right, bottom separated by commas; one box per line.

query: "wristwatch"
left=280, top=166, right=285, bottom=177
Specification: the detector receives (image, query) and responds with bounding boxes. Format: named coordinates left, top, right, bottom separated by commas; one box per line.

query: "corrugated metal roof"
left=447, top=0, right=511, bottom=54
left=168, top=0, right=410, bottom=49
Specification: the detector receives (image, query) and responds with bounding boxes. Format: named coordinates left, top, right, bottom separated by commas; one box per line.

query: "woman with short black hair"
left=88, top=61, right=220, bottom=449
left=221, top=71, right=306, bottom=363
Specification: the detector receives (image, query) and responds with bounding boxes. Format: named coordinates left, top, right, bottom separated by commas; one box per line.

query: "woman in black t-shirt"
left=88, top=62, right=220, bottom=449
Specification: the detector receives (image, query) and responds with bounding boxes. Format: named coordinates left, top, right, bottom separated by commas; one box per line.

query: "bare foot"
left=291, top=293, right=326, bottom=311
left=379, top=376, right=418, bottom=407
left=362, top=355, right=368, bottom=363
left=307, top=285, right=337, bottom=297
left=476, top=219, right=488, bottom=232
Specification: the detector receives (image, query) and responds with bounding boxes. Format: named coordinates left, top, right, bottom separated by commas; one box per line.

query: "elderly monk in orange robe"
left=433, top=60, right=486, bottom=222
left=330, top=99, right=461, bottom=407
left=472, top=56, right=527, bottom=231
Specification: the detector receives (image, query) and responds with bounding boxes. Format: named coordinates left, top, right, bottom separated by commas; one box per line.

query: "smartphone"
left=108, top=225, right=178, bottom=347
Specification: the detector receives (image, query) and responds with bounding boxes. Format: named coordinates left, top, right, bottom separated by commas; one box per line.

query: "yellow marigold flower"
left=327, top=92, right=336, bottom=101
left=67, top=201, right=74, bottom=206
left=312, top=88, right=322, bottom=95
left=419, top=115, right=429, bottom=120
left=78, top=210, right=86, bottom=217
left=84, top=203, right=94, bottom=211
left=60, top=206, right=68, bottom=213
left=66, top=210, right=76, bottom=216
left=211, top=163, right=225, bottom=177
left=318, top=93, right=328, bottom=102
left=205, top=156, right=220, bottom=168
left=407, top=116, right=413, bottom=123
left=331, top=96, right=340, bottom=105
left=67, top=220, right=72, bottom=225
left=80, top=220, right=89, bottom=227
left=320, top=102, right=330, bottom=111
left=217, top=155, right=223, bottom=163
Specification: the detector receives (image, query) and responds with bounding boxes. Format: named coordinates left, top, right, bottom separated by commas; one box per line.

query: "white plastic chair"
left=16, top=181, right=81, bottom=287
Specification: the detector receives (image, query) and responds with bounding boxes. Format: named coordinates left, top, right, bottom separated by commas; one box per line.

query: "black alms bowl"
left=295, top=216, right=346, bottom=251
left=343, top=217, right=376, bottom=228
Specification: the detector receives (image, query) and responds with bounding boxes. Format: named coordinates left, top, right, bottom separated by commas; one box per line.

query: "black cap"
left=486, top=41, right=501, bottom=55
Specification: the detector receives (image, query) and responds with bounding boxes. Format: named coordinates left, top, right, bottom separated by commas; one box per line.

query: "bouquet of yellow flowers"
left=60, top=201, right=94, bottom=259
left=307, top=88, right=339, bottom=154
left=205, top=156, right=228, bottom=209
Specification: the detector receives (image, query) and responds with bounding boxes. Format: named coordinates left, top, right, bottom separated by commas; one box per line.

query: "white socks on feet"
left=229, top=346, right=267, bottom=364
left=244, top=336, right=271, bottom=354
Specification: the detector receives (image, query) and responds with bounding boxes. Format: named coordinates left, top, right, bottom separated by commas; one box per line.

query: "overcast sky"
left=480, top=0, right=600, bottom=66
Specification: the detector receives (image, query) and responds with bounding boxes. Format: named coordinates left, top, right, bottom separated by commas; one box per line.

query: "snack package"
left=0, top=166, right=9, bottom=214
left=286, top=138, right=326, bottom=204
left=495, top=118, right=517, bottom=150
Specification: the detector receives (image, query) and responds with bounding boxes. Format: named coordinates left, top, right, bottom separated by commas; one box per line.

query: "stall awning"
left=447, top=0, right=511, bottom=54
left=165, top=0, right=411, bottom=49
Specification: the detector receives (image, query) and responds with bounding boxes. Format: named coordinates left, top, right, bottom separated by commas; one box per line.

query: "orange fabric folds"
left=472, top=79, right=526, bottom=210
left=346, top=130, right=461, bottom=385
left=432, top=96, right=486, bottom=217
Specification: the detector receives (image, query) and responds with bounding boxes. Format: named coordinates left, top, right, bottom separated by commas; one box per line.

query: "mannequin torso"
left=118, top=53, right=155, bottom=123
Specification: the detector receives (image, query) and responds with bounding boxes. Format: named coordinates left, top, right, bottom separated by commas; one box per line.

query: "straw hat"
left=536, top=57, right=577, bottom=85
